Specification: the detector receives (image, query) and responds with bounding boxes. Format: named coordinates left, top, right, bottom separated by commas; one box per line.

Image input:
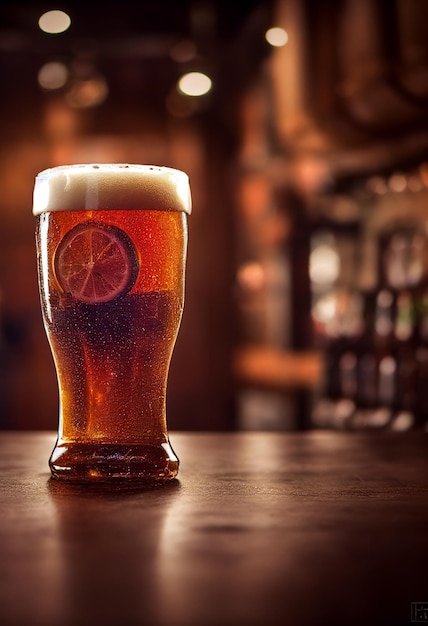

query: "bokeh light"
left=265, top=27, right=289, bottom=47
left=66, top=76, right=108, bottom=108
left=38, top=61, right=69, bottom=90
left=177, top=72, right=212, bottom=97
left=38, top=10, right=71, bottom=34
left=170, top=40, right=198, bottom=63
left=310, top=244, right=340, bottom=286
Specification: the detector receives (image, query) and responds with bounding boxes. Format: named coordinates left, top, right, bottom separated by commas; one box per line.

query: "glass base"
left=49, top=441, right=179, bottom=483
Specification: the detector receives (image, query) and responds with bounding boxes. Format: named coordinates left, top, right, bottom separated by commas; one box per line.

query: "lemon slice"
left=54, top=222, right=139, bottom=304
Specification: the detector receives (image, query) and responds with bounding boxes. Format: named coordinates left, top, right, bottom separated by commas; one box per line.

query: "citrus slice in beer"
left=54, top=222, right=139, bottom=304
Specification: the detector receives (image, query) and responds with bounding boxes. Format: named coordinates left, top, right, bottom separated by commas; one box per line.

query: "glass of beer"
left=33, top=164, right=191, bottom=483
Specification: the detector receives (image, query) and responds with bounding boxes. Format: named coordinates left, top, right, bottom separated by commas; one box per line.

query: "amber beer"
left=33, top=164, right=191, bottom=482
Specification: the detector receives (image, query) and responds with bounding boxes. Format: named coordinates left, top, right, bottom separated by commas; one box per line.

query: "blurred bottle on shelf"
left=311, top=289, right=363, bottom=429
left=390, top=288, right=418, bottom=430
left=313, top=222, right=428, bottom=432
left=351, top=288, right=396, bottom=429
left=415, top=286, right=428, bottom=427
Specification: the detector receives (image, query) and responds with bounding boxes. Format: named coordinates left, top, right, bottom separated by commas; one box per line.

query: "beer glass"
left=33, top=164, right=191, bottom=483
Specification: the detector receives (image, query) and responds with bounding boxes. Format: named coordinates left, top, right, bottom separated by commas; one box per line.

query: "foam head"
left=33, top=164, right=192, bottom=215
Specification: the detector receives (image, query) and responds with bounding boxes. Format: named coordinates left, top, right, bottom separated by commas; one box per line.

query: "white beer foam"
left=33, top=164, right=192, bottom=215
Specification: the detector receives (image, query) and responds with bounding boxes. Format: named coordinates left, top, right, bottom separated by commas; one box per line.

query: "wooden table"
left=1, top=431, right=428, bottom=626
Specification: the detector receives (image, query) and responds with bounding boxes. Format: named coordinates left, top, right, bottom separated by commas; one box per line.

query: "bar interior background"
left=1, top=0, right=428, bottom=432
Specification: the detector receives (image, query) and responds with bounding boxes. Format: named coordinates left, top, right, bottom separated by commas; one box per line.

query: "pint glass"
left=33, top=164, right=191, bottom=482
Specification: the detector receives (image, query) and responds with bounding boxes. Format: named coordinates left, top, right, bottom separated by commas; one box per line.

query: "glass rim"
left=33, top=163, right=192, bottom=216
left=35, top=163, right=188, bottom=179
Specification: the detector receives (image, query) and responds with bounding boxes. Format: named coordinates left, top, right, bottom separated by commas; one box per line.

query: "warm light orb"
left=177, top=72, right=212, bottom=97
left=310, top=244, right=340, bottom=286
left=38, top=61, right=69, bottom=90
left=237, top=262, right=265, bottom=292
left=38, top=10, right=71, bottom=34
left=170, top=39, right=197, bottom=63
left=265, top=27, right=289, bottom=47
left=66, top=76, right=108, bottom=108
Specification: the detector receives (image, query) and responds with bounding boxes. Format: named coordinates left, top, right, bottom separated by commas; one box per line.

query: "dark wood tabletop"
left=1, top=431, right=428, bottom=626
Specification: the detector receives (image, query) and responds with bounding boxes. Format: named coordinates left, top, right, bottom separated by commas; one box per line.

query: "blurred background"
left=1, top=0, right=428, bottom=432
